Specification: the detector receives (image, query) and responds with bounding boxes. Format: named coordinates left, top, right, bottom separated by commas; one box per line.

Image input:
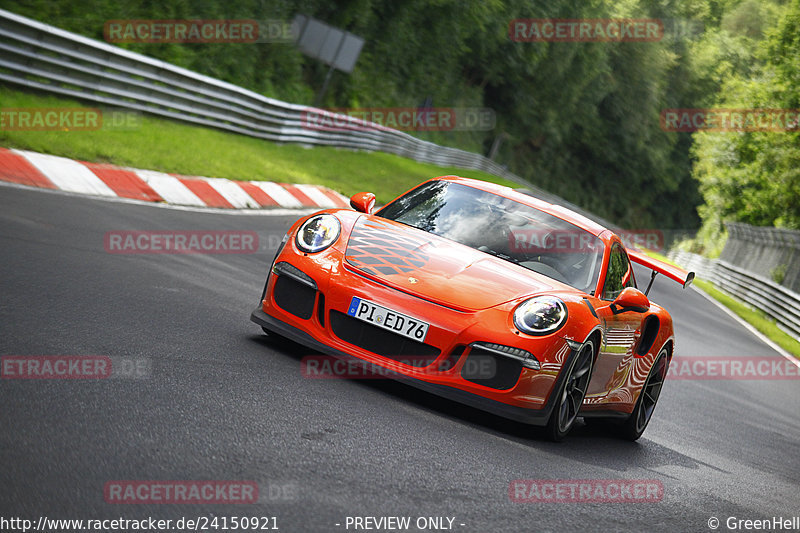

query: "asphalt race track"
left=1, top=184, right=798, bottom=532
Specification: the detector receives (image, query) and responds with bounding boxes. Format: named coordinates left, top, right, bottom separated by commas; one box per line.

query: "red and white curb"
left=0, top=148, right=350, bottom=209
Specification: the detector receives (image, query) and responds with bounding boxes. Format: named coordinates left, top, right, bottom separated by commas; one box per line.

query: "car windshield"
left=377, top=181, right=605, bottom=295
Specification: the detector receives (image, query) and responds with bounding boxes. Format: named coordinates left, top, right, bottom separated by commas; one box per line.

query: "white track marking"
left=133, top=170, right=205, bottom=206
left=295, top=184, right=337, bottom=208
left=692, top=284, right=800, bottom=369
left=204, top=177, right=261, bottom=208
left=0, top=180, right=316, bottom=216
left=14, top=149, right=116, bottom=197
left=250, top=181, right=302, bottom=208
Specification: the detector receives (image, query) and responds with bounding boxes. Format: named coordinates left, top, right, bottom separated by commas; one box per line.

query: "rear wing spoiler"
left=627, top=248, right=695, bottom=289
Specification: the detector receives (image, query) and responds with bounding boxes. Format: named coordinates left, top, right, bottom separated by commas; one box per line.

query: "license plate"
left=347, top=297, right=429, bottom=342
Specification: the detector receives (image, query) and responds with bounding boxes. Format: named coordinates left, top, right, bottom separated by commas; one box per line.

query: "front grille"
left=329, top=310, right=440, bottom=366
left=461, top=345, right=522, bottom=390
left=273, top=275, right=316, bottom=319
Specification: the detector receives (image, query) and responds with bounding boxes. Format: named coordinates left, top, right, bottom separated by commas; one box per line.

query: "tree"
left=691, top=0, right=800, bottom=253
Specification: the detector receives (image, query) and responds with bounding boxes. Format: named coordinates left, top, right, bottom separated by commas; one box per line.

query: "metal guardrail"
left=5, top=9, right=798, bottom=335
left=669, top=249, right=800, bottom=339
left=0, top=8, right=608, bottom=225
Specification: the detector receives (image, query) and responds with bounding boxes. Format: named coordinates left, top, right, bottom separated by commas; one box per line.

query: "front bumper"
left=251, top=307, right=576, bottom=426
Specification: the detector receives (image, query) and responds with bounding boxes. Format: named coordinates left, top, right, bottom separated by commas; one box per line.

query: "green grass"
left=693, top=278, right=800, bottom=359
left=0, top=85, right=518, bottom=203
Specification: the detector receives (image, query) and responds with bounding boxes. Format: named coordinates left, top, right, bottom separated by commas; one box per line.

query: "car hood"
left=343, top=216, right=568, bottom=311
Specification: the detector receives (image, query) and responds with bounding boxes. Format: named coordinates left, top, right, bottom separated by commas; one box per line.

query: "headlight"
left=295, top=214, right=341, bottom=253
left=513, top=296, right=568, bottom=335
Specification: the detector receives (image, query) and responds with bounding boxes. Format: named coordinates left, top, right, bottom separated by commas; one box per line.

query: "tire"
left=620, top=348, right=669, bottom=441
left=545, top=340, right=595, bottom=442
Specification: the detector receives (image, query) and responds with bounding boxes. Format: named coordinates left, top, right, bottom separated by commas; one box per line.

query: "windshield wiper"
left=478, top=246, right=521, bottom=265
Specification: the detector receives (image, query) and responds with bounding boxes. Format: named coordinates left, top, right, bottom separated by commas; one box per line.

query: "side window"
left=602, top=244, right=635, bottom=300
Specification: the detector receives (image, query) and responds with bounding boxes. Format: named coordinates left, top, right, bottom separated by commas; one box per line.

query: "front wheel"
left=620, top=348, right=669, bottom=441
left=545, top=340, right=595, bottom=442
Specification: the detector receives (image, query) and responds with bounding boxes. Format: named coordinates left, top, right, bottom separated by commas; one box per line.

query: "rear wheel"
left=620, top=348, right=669, bottom=441
left=545, top=340, right=595, bottom=441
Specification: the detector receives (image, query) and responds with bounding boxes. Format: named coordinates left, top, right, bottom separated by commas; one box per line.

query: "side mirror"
left=611, top=287, right=650, bottom=314
left=350, top=192, right=376, bottom=214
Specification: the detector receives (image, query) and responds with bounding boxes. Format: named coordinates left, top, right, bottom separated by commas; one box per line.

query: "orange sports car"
left=251, top=177, right=694, bottom=441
